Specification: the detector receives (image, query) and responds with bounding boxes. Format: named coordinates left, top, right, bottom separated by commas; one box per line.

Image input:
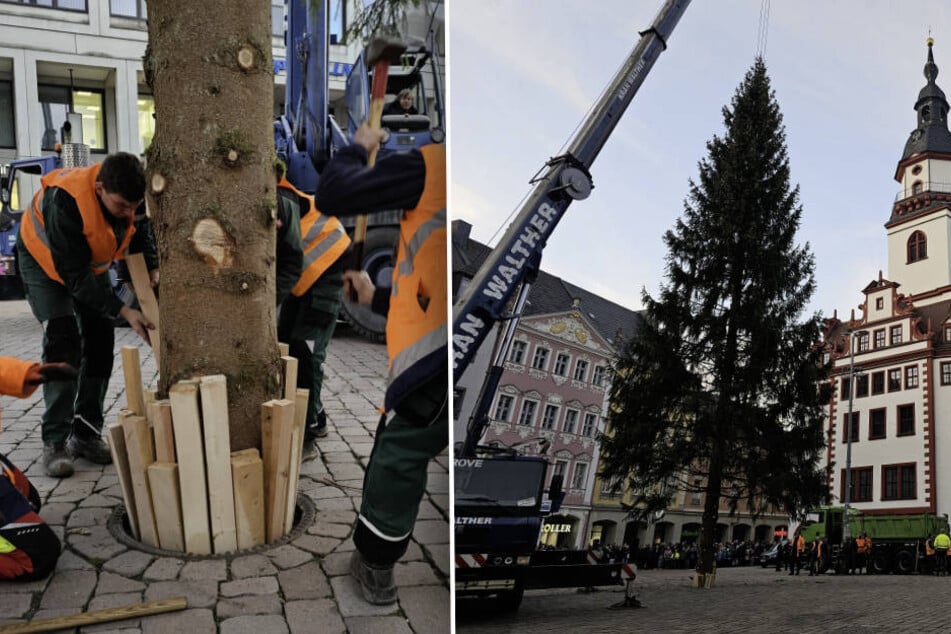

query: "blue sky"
left=447, top=0, right=951, bottom=321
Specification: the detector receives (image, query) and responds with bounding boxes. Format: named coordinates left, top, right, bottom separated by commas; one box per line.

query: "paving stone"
left=103, top=550, right=155, bottom=577
left=423, top=543, right=450, bottom=579
left=230, top=554, right=278, bottom=578
left=219, top=576, right=280, bottom=597
left=85, top=592, right=144, bottom=632
left=308, top=521, right=351, bottom=540
left=343, top=616, right=414, bottom=634
left=38, top=501, right=73, bottom=526
left=395, top=561, right=442, bottom=587
left=398, top=585, right=450, bottom=633
left=267, top=545, right=314, bottom=570
left=67, top=505, right=114, bottom=528
left=411, top=519, right=449, bottom=545
left=67, top=524, right=128, bottom=560
left=141, top=608, right=215, bottom=634
left=321, top=551, right=352, bottom=577
left=55, top=548, right=96, bottom=572
left=277, top=560, right=332, bottom=600
left=312, top=496, right=357, bottom=513
left=144, top=580, right=219, bottom=608
left=0, top=592, right=33, bottom=619
left=179, top=559, right=228, bottom=581
left=293, top=533, right=342, bottom=556
left=312, top=509, right=357, bottom=526
left=97, top=570, right=148, bottom=593
left=143, top=558, right=184, bottom=581
left=219, top=615, right=289, bottom=634
left=39, top=569, right=97, bottom=609
left=284, top=599, right=346, bottom=634
left=216, top=594, right=283, bottom=618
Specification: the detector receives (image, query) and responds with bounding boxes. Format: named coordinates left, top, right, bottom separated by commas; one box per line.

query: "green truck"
left=799, top=506, right=949, bottom=574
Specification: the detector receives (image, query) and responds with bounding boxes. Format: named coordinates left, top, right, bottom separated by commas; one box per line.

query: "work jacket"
left=384, top=144, right=447, bottom=412
left=278, top=178, right=350, bottom=296
left=795, top=535, right=805, bottom=555
left=856, top=537, right=870, bottom=554
left=926, top=539, right=936, bottom=556
left=935, top=533, right=951, bottom=550
left=0, top=357, right=37, bottom=431
left=20, top=164, right=135, bottom=285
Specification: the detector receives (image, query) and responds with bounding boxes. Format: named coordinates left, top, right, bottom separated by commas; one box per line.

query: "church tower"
left=888, top=38, right=951, bottom=302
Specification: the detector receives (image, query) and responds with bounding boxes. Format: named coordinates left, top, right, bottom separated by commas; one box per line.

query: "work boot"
left=66, top=432, right=113, bottom=465
left=350, top=550, right=397, bottom=605
left=43, top=442, right=74, bottom=478
left=307, top=410, right=329, bottom=439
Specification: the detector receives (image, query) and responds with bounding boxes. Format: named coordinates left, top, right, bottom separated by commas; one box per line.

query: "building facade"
left=821, top=39, right=951, bottom=519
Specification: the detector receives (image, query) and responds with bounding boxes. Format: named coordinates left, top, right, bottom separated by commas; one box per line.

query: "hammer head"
left=364, top=36, right=406, bottom=68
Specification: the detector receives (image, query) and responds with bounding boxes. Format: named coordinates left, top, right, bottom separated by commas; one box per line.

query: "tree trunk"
left=696, top=440, right=724, bottom=586
left=144, top=0, right=281, bottom=450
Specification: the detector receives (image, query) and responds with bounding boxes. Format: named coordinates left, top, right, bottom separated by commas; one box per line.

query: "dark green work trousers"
left=354, top=371, right=448, bottom=566
left=17, top=248, right=114, bottom=444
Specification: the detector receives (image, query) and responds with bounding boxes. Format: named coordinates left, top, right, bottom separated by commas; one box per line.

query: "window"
left=856, top=374, right=869, bottom=398
left=38, top=85, right=106, bottom=152
left=509, top=340, right=526, bottom=364
left=869, top=408, right=886, bottom=440
left=912, top=181, right=923, bottom=195
left=553, top=460, right=567, bottom=487
left=907, top=231, right=927, bottom=263
left=518, top=400, right=537, bottom=426
left=874, top=329, right=885, bottom=349
left=882, top=463, right=916, bottom=500
left=856, top=332, right=869, bottom=352
left=840, top=377, right=851, bottom=401
left=690, top=480, right=703, bottom=505
left=871, top=371, right=885, bottom=395
left=888, top=369, right=902, bottom=392
left=137, top=94, right=155, bottom=155
left=541, top=404, right=559, bottom=431
left=328, top=0, right=346, bottom=44
left=842, top=467, right=873, bottom=503
left=553, top=353, right=569, bottom=376
left=563, top=409, right=579, bottom=434
left=573, top=359, right=589, bottom=382
left=270, top=1, right=284, bottom=37
left=593, top=365, right=607, bottom=387
left=842, top=412, right=860, bottom=444
left=905, top=365, right=919, bottom=389
left=601, top=476, right=622, bottom=498
left=876, top=297, right=884, bottom=310
left=946, top=326, right=951, bottom=343
left=890, top=325, right=902, bottom=345
left=1, top=0, right=86, bottom=10
left=942, top=362, right=951, bottom=386
left=897, top=404, right=915, bottom=436
left=531, top=347, right=549, bottom=371
left=572, top=463, right=588, bottom=490
left=493, top=395, right=513, bottom=422
left=110, top=0, right=145, bottom=18
left=582, top=413, right=597, bottom=437
left=0, top=81, right=13, bottom=148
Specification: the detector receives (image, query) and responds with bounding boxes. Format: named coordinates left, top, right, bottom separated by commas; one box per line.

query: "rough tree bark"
left=144, top=0, right=281, bottom=450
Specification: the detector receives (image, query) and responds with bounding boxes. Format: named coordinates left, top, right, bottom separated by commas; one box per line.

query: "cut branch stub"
left=151, top=173, right=167, bottom=195
left=237, top=47, right=254, bottom=71
left=190, top=218, right=235, bottom=272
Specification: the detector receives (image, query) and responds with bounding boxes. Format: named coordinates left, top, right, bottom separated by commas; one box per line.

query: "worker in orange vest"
left=808, top=536, right=825, bottom=576
left=789, top=529, right=806, bottom=576
left=855, top=531, right=871, bottom=574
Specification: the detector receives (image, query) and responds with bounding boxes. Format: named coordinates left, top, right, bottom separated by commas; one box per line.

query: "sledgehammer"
left=350, top=36, right=406, bottom=291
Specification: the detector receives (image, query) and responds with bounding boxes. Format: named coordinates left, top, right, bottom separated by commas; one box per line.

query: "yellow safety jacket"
left=935, top=533, right=951, bottom=550
left=20, top=164, right=135, bottom=285
left=383, top=144, right=447, bottom=412
left=278, top=178, right=351, bottom=296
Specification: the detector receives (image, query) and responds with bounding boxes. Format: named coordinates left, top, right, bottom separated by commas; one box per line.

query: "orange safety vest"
left=383, top=144, right=447, bottom=412
left=856, top=537, right=869, bottom=554
left=0, top=357, right=39, bottom=431
left=796, top=535, right=805, bottom=555
left=278, top=178, right=351, bottom=296
left=19, top=164, right=135, bottom=285
left=926, top=539, right=935, bottom=556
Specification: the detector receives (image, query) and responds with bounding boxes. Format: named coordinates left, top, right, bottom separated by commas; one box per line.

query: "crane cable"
left=756, top=0, right=770, bottom=60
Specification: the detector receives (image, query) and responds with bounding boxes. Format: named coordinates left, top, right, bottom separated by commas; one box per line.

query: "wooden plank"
left=148, top=400, right=176, bottom=463
left=168, top=381, right=211, bottom=554
left=199, top=375, right=237, bottom=554
left=278, top=342, right=289, bottom=356
left=0, top=597, right=187, bottom=634
left=231, top=449, right=265, bottom=549
left=146, top=462, right=185, bottom=552
left=120, top=413, right=159, bottom=548
left=261, top=399, right=295, bottom=543
left=120, top=346, right=146, bottom=416
left=281, top=355, right=298, bottom=401
left=284, top=388, right=309, bottom=533
left=126, top=252, right=161, bottom=367
left=105, top=421, right=139, bottom=540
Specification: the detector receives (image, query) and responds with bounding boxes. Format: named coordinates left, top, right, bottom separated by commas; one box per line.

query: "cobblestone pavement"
left=0, top=300, right=449, bottom=633
left=457, top=564, right=951, bottom=633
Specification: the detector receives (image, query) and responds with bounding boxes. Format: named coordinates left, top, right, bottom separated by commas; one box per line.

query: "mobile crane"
left=275, top=0, right=444, bottom=341
left=453, top=0, right=690, bottom=612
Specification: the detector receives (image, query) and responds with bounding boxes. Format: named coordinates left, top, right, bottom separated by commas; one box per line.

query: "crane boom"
left=453, top=0, right=690, bottom=455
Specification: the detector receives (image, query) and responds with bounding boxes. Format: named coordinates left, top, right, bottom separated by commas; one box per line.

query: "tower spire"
left=901, top=37, right=951, bottom=160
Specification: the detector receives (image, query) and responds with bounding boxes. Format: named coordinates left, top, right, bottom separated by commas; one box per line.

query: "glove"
left=25, top=363, right=79, bottom=385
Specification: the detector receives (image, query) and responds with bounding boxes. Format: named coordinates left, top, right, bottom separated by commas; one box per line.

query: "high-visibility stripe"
left=395, top=208, right=447, bottom=281
left=0, top=535, right=14, bottom=554
left=455, top=553, right=488, bottom=568
left=621, top=563, right=637, bottom=580
left=357, top=513, right=412, bottom=543
left=386, top=325, right=446, bottom=389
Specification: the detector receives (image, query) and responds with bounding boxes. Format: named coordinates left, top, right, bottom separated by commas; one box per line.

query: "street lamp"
left=843, top=330, right=865, bottom=541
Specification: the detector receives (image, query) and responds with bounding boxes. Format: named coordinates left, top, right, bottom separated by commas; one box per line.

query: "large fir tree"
left=599, top=59, right=829, bottom=585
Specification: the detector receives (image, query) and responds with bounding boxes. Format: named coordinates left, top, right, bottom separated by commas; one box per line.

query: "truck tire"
left=870, top=551, right=889, bottom=575
left=895, top=549, right=916, bottom=575
left=497, top=584, right=524, bottom=613
left=339, top=227, right=397, bottom=343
